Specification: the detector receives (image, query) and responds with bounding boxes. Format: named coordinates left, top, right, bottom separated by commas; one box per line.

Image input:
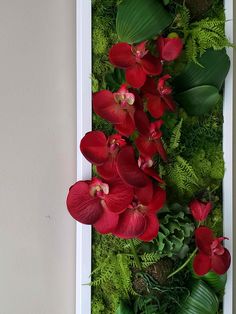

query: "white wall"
left=0, top=1, right=76, bottom=313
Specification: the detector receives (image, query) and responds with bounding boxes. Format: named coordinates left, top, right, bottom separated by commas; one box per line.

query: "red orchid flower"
left=142, top=76, right=176, bottom=119
left=157, top=36, right=183, bottom=62
left=190, top=200, right=212, bottom=222
left=80, top=131, right=126, bottom=179
left=109, top=41, right=162, bottom=88
left=113, top=187, right=166, bottom=241
left=116, top=146, right=164, bottom=204
left=193, top=227, right=231, bottom=276
left=134, top=110, right=167, bottom=161
left=93, top=84, right=136, bottom=136
left=66, top=177, right=133, bottom=234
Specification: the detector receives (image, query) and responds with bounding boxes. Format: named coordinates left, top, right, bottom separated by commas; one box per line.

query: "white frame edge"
left=76, top=0, right=234, bottom=313
left=76, top=0, right=92, bottom=314
left=223, top=0, right=234, bottom=313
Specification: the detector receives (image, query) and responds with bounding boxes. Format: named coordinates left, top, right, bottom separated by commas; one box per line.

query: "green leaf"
left=192, top=271, right=227, bottom=294
left=106, top=68, right=126, bottom=92
left=173, top=49, right=230, bottom=92
left=174, top=85, right=221, bottom=116
left=179, top=280, right=219, bottom=314
left=116, top=301, right=134, bottom=314
left=116, top=0, right=172, bottom=44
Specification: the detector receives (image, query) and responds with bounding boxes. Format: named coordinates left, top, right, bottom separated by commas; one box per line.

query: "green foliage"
left=205, top=206, right=223, bottom=237
left=168, top=118, right=183, bottom=152
left=93, top=113, right=114, bottom=136
left=92, top=0, right=118, bottom=90
left=116, top=0, right=172, bottom=43
left=165, top=155, right=199, bottom=196
left=155, top=211, right=195, bottom=259
left=173, top=5, right=232, bottom=63
left=178, top=280, right=219, bottom=314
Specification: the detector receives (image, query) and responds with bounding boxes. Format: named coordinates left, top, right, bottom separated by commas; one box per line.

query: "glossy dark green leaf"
left=179, top=280, right=219, bottom=314
left=193, top=271, right=227, bottom=294
left=173, top=49, right=230, bottom=92
left=174, top=85, right=221, bottom=115
left=116, top=0, right=172, bottom=44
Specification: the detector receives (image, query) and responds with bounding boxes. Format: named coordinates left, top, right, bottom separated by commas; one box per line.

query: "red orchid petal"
left=109, top=42, right=136, bottom=68
left=211, top=248, right=231, bottom=275
left=116, top=146, right=150, bottom=188
left=93, top=90, right=126, bottom=124
left=135, top=179, right=153, bottom=205
left=96, top=155, right=119, bottom=180
left=155, top=139, right=167, bottom=162
left=143, top=167, right=165, bottom=184
left=148, top=187, right=166, bottom=213
left=93, top=206, right=119, bottom=234
left=80, top=131, right=108, bottom=165
left=136, top=135, right=158, bottom=158
left=66, top=181, right=103, bottom=224
left=195, top=227, right=214, bottom=255
left=160, top=38, right=183, bottom=61
left=162, top=95, right=176, bottom=111
left=126, top=64, right=147, bottom=88
left=141, top=54, right=163, bottom=75
left=193, top=252, right=211, bottom=276
left=146, top=93, right=166, bottom=118
left=190, top=200, right=212, bottom=222
left=115, top=112, right=135, bottom=137
left=138, top=213, right=160, bottom=242
left=132, top=90, right=143, bottom=111
left=141, top=77, right=158, bottom=95
left=104, top=178, right=134, bottom=213
left=113, top=209, right=147, bottom=239
left=134, top=110, right=150, bottom=136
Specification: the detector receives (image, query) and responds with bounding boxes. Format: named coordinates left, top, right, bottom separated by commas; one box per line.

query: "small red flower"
left=109, top=41, right=162, bottom=88
left=93, top=84, right=136, bottom=136
left=157, top=36, right=183, bottom=62
left=134, top=110, right=167, bottom=161
left=189, top=200, right=212, bottom=222
left=80, top=131, right=126, bottom=179
left=113, top=187, right=166, bottom=241
left=193, top=227, right=231, bottom=276
left=66, top=177, right=133, bottom=234
left=142, top=76, right=176, bottom=119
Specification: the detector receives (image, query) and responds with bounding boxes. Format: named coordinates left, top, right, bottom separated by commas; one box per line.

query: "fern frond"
left=169, top=118, right=183, bottom=152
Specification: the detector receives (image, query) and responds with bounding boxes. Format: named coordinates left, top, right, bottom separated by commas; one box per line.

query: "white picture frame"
left=76, top=1, right=234, bottom=313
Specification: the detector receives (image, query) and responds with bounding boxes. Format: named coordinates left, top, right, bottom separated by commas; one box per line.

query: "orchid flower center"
left=131, top=41, right=148, bottom=62
left=129, top=198, right=147, bottom=214
left=149, top=122, right=162, bottom=140
left=138, top=156, right=153, bottom=170
left=113, top=85, right=135, bottom=108
left=89, top=178, right=109, bottom=198
left=157, top=74, right=172, bottom=96
left=211, top=237, right=227, bottom=256
left=108, top=135, right=126, bottom=153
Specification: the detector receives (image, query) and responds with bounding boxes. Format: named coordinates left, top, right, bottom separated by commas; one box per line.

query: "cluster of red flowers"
left=66, top=35, right=231, bottom=276
left=189, top=200, right=231, bottom=275
left=67, top=36, right=182, bottom=241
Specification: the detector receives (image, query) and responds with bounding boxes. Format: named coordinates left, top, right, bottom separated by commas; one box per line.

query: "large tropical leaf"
left=173, top=49, right=230, bottom=93
left=179, top=280, right=219, bottom=314
left=193, top=271, right=227, bottom=295
left=116, top=0, right=172, bottom=44
left=174, top=85, right=221, bottom=115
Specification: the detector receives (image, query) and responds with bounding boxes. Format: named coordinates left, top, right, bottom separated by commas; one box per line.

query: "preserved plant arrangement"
left=67, top=0, right=232, bottom=313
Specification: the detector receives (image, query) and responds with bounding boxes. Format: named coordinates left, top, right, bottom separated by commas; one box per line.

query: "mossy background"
left=91, top=0, right=226, bottom=313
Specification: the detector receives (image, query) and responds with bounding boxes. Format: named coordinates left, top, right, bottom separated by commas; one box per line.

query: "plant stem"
left=130, top=239, right=142, bottom=270
left=167, top=248, right=198, bottom=279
